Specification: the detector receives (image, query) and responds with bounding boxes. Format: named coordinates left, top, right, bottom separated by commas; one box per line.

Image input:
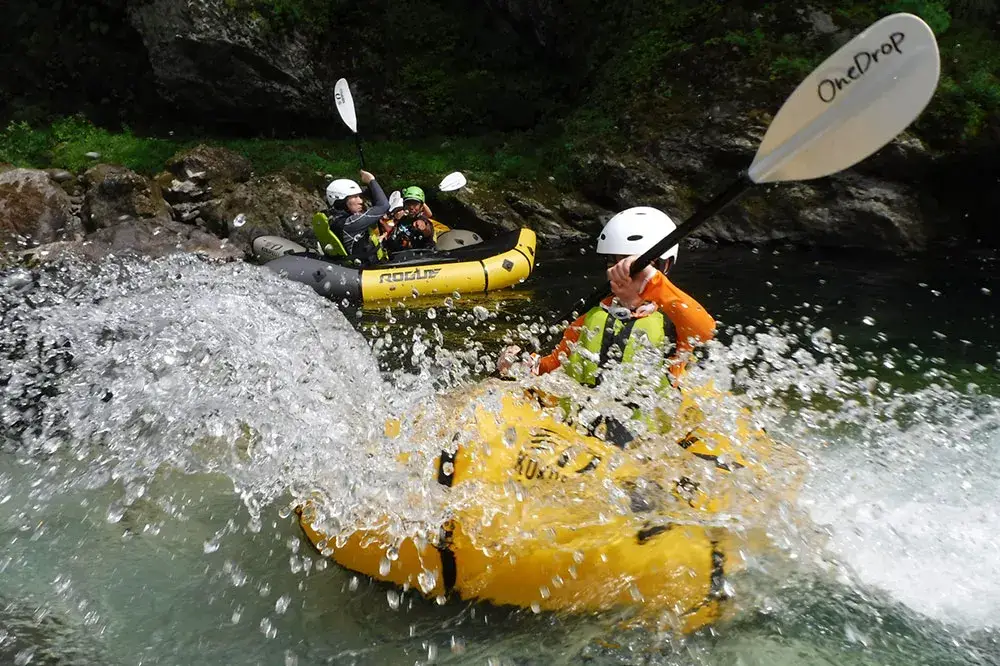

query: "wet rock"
left=437, top=185, right=521, bottom=237
left=127, top=0, right=328, bottom=125
left=554, top=197, right=610, bottom=235
left=19, top=219, right=243, bottom=264
left=209, top=174, right=324, bottom=251
left=0, top=169, right=74, bottom=250
left=571, top=153, right=684, bottom=214
left=82, top=165, right=171, bottom=231
left=504, top=192, right=589, bottom=245
left=165, top=145, right=251, bottom=190
left=45, top=168, right=75, bottom=184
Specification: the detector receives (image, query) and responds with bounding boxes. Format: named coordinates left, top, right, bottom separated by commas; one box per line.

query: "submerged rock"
left=0, top=169, right=75, bottom=250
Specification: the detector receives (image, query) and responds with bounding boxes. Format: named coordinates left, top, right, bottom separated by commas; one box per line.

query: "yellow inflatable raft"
left=254, top=228, right=536, bottom=304
left=297, top=381, right=802, bottom=633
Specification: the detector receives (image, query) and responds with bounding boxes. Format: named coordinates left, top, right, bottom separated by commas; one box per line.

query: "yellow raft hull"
left=298, top=381, right=802, bottom=633
left=359, top=228, right=536, bottom=302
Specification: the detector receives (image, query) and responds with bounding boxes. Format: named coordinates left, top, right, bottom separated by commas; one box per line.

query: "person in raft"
left=315, top=170, right=390, bottom=264
left=388, top=186, right=436, bottom=251
left=496, top=206, right=716, bottom=443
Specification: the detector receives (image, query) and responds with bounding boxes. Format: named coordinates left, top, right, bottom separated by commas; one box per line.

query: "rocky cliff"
left=1, top=0, right=998, bottom=254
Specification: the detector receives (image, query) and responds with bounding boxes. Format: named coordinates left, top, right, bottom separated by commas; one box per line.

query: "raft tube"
left=252, top=228, right=536, bottom=304
left=297, top=381, right=803, bottom=633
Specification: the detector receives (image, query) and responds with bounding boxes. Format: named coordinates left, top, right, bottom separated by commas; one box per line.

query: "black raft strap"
left=435, top=450, right=459, bottom=594
left=595, top=316, right=636, bottom=386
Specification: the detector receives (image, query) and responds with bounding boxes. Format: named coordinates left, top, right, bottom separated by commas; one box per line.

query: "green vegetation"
left=0, top=115, right=572, bottom=187
left=2, top=0, right=996, bottom=170
left=566, top=0, right=998, bottom=145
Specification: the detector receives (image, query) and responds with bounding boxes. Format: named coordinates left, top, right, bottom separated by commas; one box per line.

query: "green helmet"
left=402, top=186, right=425, bottom=203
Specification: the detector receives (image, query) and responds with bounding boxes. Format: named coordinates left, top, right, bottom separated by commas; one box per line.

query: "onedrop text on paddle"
left=816, top=30, right=906, bottom=103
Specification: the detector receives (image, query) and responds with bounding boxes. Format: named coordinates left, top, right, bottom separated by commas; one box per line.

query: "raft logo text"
left=378, top=268, right=443, bottom=283
left=816, top=31, right=905, bottom=103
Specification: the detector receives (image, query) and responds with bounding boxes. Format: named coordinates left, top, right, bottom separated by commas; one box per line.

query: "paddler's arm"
left=638, top=272, right=716, bottom=352
left=535, top=312, right=587, bottom=374
left=496, top=311, right=587, bottom=377
left=609, top=257, right=716, bottom=376
left=362, top=170, right=389, bottom=216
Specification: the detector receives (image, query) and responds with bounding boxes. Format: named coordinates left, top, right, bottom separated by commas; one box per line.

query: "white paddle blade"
left=438, top=171, right=468, bottom=192
left=388, top=190, right=403, bottom=211
left=749, top=13, right=939, bottom=184
left=334, top=78, right=358, bottom=134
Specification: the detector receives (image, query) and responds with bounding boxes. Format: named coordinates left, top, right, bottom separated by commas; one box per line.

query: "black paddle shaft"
left=355, top=134, right=367, bottom=171
left=543, top=172, right=754, bottom=348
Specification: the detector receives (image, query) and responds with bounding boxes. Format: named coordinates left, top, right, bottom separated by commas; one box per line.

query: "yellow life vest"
left=564, top=305, right=668, bottom=387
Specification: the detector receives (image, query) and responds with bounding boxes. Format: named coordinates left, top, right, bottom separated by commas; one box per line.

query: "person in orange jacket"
left=496, top=206, right=715, bottom=446
left=497, top=206, right=715, bottom=386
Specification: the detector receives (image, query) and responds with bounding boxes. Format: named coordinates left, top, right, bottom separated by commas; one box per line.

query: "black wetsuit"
left=327, top=179, right=389, bottom=263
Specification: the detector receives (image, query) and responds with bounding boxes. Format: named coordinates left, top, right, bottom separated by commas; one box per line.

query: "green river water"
left=1, top=244, right=997, bottom=665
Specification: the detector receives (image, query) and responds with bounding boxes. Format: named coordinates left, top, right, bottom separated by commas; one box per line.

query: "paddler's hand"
left=608, top=256, right=656, bottom=309
left=359, top=170, right=375, bottom=185
left=496, top=345, right=523, bottom=378
left=413, top=218, right=432, bottom=237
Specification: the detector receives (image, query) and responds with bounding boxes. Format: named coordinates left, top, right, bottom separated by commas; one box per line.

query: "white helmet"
left=596, top=206, right=679, bottom=268
left=326, top=179, right=363, bottom=207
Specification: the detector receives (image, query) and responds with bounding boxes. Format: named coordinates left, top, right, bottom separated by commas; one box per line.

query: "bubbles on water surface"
left=1, top=251, right=1000, bottom=663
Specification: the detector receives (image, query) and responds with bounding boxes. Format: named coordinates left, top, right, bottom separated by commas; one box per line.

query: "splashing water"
left=0, top=248, right=998, bottom=664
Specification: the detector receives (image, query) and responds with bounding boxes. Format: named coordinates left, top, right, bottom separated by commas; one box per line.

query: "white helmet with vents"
left=325, top=179, right=363, bottom=207
left=596, top=206, right=679, bottom=268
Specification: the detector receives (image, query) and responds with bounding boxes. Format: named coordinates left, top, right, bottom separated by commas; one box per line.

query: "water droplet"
left=284, top=650, right=299, bottom=666
left=444, top=297, right=454, bottom=309
left=203, top=538, right=220, bottom=554
left=427, top=308, right=437, bottom=320
left=810, top=327, right=833, bottom=351
left=861, top=316, right=876, bottom=326
left=418, top=569, right=438, bottom=594
left=530, top=601, right=541, bottom=614
left=502, top=426, right=517, bottom=447
left=539, top=585, right=550, bottom=599
left=348, top=576, right=359, bottom=591
left=106, top=504, right=125, bottom=524
left=441, top=461, right=454, bottom=476
left=14, top=648, right=35, bottom=665
left=629, top=584, right=644, bottom=602
left=231, top=606, right=243, bottom=624
left=473, top=305, right=490, bottom=321
left=259, top=617, right=277, bottom=639
left=387, top=589, right=401, bottom=610
left=275, top=594, right=291, bottom=614
left=386, top=546, right=399, bottom=561
left=427, top=643, right=438, bottom=661
left=379, top=556, right=391, bottom=576
left=982, top=287, right=992, bottom=295
left=233, top=214, right=247, bottom=228
left=450, top=635, right=466, bottom=654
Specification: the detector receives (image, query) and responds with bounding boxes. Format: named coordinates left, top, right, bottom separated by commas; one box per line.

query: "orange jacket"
left=537, top=272, right=716, bottom=378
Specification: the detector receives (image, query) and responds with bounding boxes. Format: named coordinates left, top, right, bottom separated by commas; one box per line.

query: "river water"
left=1, top=244, right=998, bottom=665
